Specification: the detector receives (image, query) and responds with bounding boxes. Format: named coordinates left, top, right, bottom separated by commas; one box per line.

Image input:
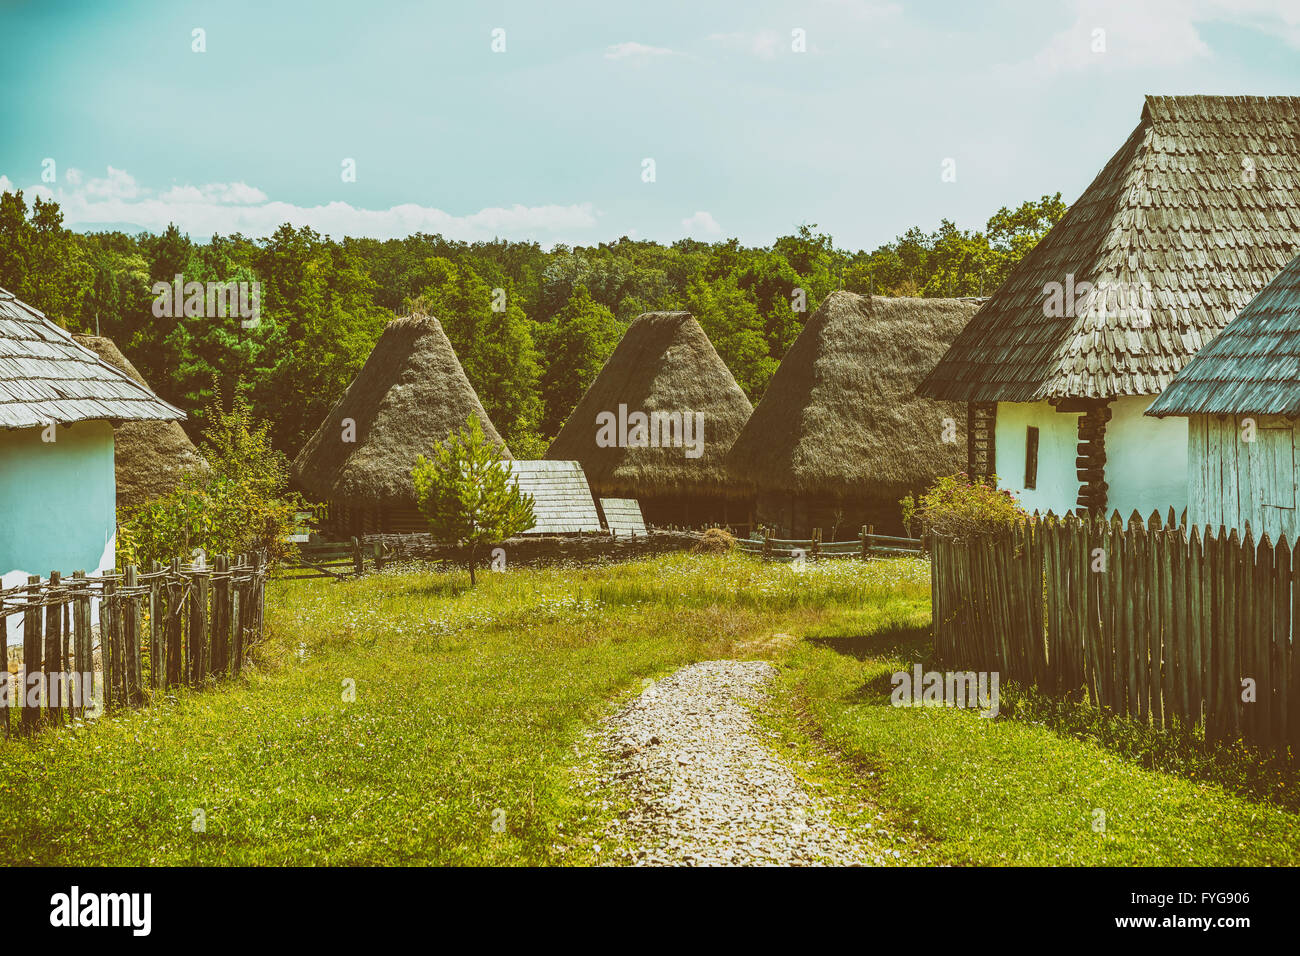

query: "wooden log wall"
left=1075, top=403, right=1112, bottom=516
left=930, top=512, right=1300, bottom=752
left=967, top=402, right=997, bottom=480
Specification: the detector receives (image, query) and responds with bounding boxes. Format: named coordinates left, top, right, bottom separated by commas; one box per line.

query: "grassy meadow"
left=0, top=552, right=1295, bottom=866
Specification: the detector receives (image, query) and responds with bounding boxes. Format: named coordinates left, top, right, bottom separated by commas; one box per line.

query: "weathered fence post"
left=253, top=552, right=266, bottom=644
left=189, top=558, right=209, bottom=685
left=126, top=566, right=145, bottom=707
left=71, top=570, right=91, bottom=718
left=811, top=529, right=821, bottom=561
left=373, top=541, right=384, bottom=571
left=164, top=558, right=182, bottom=687
left=231, top=554, right=245, bottom=676
left=352, top=537, right=363, bottom=576
left=44, top=571, right=63, bottom=724
left=860, top=525, right=869, bottom=560
left=21, top=575, right=41, bottom=732
left=211, top=555, right=229, bottom=678
left=148, top=560, right=162, bottom=692
left=0, top=590, right=8, bottom=737
left=101, top=574, right=116, bottom=714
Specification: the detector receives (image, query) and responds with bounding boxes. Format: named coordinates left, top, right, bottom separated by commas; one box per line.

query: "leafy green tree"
left=0, top=191, right=92, bottom=322
left=411, top=415, right=536, bottom=585
left=684, top=275, right=777, bottom=400
left=412, top=257, right=544, bottom=454
left=0, top=192, right=1068, bottom=467
left=535, top=285, right=622, bottom=436
left=118, top=387, right=300, bottom=568
left=254, top=224, right=391, bottom=452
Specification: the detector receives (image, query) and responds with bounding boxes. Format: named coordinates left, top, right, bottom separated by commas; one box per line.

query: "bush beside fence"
left=0, top=553, right=267, bottom=736
left=930, top=512, right=1299, bottom=752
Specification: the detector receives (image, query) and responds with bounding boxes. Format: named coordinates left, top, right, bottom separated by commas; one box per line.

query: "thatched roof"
left=72, top=334, right=208, bottom=511
left=292, top=314, right=510, bottom=508
left=727, top=291, right=980, bottom=498
left=919, top=95, right=1300, bottom=403
left=545, top=311, right=753, bottom=498
left=1149, top=250, right=1300, bottom=417
left=0, top=286, right=182, bottom=428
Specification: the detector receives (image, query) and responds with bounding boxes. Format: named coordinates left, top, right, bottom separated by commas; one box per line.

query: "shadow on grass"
left=803, top=623, right=933, bottom=706
left=403, top=578, right=475, bottom=600
left=806, top=623, right=931, bottom=663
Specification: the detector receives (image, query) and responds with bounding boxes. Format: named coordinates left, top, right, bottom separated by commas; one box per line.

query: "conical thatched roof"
left=545, top=311, right=753, bottom=498
left=727, top=291, right=980, bottom=498
left=292, top=314, right=510, bottom=508
left=71, top=333, right=206, bottom=512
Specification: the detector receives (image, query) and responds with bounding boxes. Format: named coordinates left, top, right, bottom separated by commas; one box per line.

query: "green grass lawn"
left=0, top=554, right=906, bottom=865
left=779, top=606, right=1300, bottom=865
left=0, top=551, right=1295, bottom=866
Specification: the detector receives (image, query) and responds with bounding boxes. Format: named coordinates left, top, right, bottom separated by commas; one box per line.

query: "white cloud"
left=84, top=166, right=141, bottom=200
left=0, top=175, right=14, bottom=195
left=681, top=210, right=722, bottom=236
left=819, top=0, right=903, bottom=22
left=604, top=41, right=675, bottom=59
left=158, top=182, right=268, bottom=205
left=0, top=166, right=598, bottom=241
left=1024, top=0, right=1300, bottom=76
left=709, top=30, right=785, bottom=59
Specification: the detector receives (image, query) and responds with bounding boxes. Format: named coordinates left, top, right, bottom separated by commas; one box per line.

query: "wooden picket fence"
left=0, top=553, right=267, bottom=736
left=930, top=512, right=1299, bottom=752
left=737, top=525, right=923, bottom=562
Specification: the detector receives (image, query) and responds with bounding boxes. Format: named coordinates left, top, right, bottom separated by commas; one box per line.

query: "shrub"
left=119, top=390, right=301, bottom=568
left=900, top=473, right=1026, bottom=540
left=692, top=527, right=736, bottom=554
left=411, top=414, right=536, bottom=585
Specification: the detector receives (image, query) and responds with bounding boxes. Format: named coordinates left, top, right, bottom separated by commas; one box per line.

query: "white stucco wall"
left=1106, top=395, right=1187, bottom=521
left=1, top=421, right=117, bottom=646
left=994, top=401, right=1080, bottom=515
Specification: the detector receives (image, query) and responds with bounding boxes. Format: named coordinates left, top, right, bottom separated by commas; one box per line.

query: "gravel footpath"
left=591, top=660, right=889, bottom=866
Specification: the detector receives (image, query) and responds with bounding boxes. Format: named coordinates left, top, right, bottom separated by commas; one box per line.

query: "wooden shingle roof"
left=1149, top=251, right=1300, bottom=417
left=599, top=498, right=647, bottom=536
left=918, top=95, right=1300, bottom=403
left=0, top=287, right=183, bottom=429
left=508, top=460, right=602, bottom=535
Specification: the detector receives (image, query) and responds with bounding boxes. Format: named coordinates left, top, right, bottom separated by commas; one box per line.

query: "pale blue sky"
left=2, top=0, right=1298, bottom=249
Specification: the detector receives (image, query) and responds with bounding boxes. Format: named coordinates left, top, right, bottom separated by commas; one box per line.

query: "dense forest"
left=0, top=190, right=1065, bottom=460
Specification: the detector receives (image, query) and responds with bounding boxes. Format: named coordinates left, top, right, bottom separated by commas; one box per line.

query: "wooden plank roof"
left=599, top=497, right=647, bottom=536
left=0, top=287, right=183, bottom=429
left=918, top=95, right=1300, bottom=403
left=509, top=460, right=603, bottom=535
left=1149, top=251, right=1300, bottom=417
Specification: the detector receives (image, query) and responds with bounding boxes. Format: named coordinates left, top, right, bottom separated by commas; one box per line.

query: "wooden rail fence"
left=0, top=553, right=267, bottom=736
left=930, top=512, right=1299, bottom=752
left=737, top=526, right=924, bottom=562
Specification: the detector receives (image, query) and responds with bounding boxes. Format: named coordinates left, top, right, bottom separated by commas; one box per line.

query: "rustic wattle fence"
left=930, top=512, right=1299, bottom=752
left=736, top=526, right=923, bottom=562
left=0, top=553, right=267, bottom=737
